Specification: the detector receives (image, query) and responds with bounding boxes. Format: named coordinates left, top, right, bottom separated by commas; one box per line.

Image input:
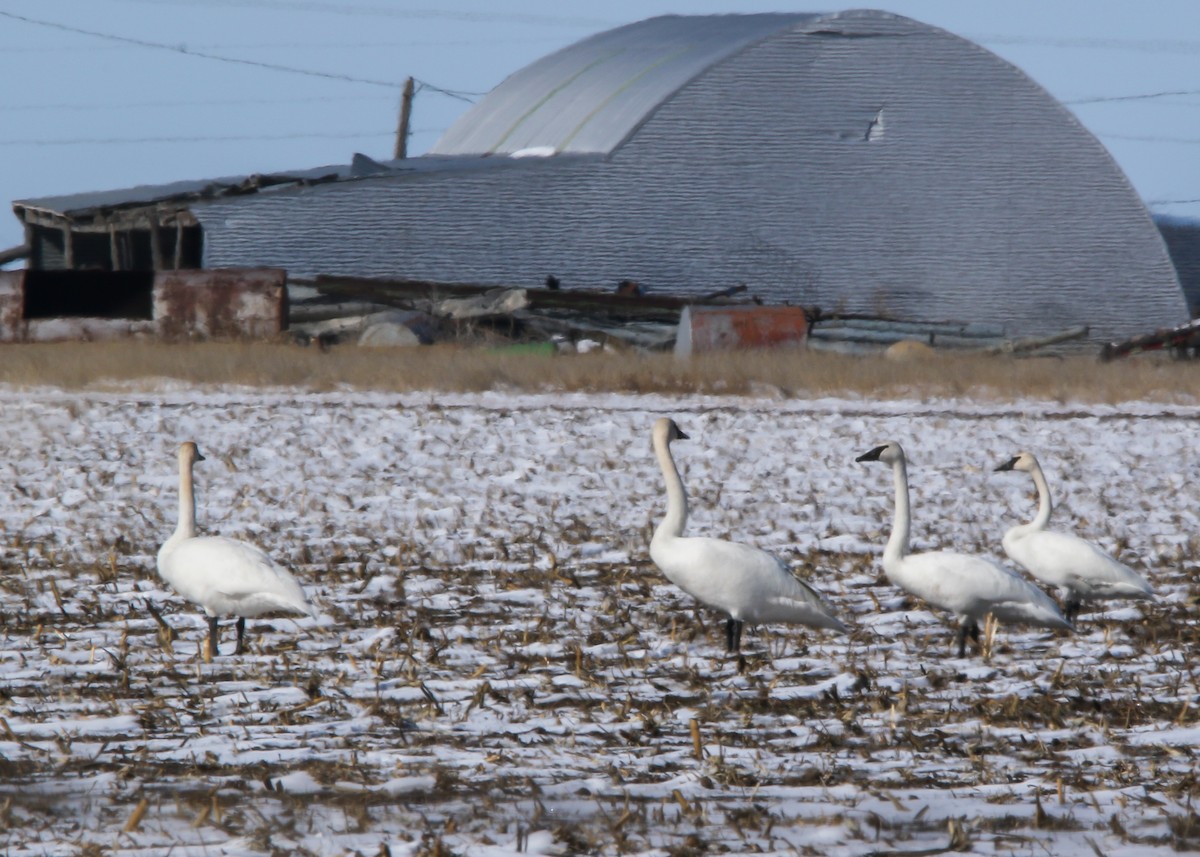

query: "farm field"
left=1, top=385, right=1198, bottom=856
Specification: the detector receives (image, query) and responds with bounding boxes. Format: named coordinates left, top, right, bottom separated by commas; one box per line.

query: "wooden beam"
left=0, top=244, right=29, bottom=266
left=109, top=223, right=121, bottom=270
left=149, top=215, right=164, bottom=271
left=62, top=227, right=74, bottom=269
left=174, top=222, right=183, bottom=270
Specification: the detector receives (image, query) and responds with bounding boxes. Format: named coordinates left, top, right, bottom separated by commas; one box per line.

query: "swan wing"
left=1005, top=529, right=1154, bottom=601
left=653, top=536, right=845, bottom=632
left=158, top=536, right=313, bottom=618
left=888, top=551, right=1069, bottom=629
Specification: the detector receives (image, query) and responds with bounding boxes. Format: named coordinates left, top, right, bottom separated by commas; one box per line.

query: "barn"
left=10, top=10, right=1189, bottom=347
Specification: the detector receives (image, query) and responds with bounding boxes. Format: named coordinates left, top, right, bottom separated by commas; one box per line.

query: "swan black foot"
left=234, top=617, right=247, bottom=655
left=1063, top=595, right=1081, bottom=624
left=725, top=618, right=744, bottom=653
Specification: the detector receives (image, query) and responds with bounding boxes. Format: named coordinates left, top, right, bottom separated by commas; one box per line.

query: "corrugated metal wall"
left=196, top=13, right=1187, bottom=346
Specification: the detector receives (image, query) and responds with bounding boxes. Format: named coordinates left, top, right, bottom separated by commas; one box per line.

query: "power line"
left=1100, top=133, right=1200, bottom=145
left=977, top=33, right=1200, bottom=54
left=1068, top=89, right=1200, bottom=105
left=0, top=36, right=564, bottom=53
left=1, top=94, right=395, bottom=112
left=0, top=130, right=401, bottom=146
left=413, top=79, right=482, bottom=104
left=107, top=0, right=613, bottom=29
left=0, top=10, right=402, bottom=89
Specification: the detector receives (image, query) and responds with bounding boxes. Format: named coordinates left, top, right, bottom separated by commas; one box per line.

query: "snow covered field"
left=1, top=387, right=1198, bottom=856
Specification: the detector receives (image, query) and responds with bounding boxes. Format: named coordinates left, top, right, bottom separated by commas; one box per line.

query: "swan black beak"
left=676, top=429, right=689, bottom=441
left=196, top=451, right=206, bottom=462
left=994, top=456, right=1018, bottom=472
left=856, top=445, right=886, bottom=463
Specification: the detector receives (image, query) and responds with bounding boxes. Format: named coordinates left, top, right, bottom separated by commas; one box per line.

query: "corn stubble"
left=4, top=524, right=1200, bottom=854
left=0, top=345, right=1198, bottom=853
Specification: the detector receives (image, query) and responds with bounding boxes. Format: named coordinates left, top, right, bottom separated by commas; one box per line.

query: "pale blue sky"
left=2, top=1, right=1198, bottom=254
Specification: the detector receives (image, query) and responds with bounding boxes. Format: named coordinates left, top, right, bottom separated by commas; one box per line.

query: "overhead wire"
left=0, top=10, right=403, bottom=89
left=0, top=131, right=399, bottom=146
left=105, top=0, right=613, bottom=29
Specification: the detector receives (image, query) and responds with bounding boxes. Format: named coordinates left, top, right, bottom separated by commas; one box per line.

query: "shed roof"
left=12, top=153, right=548, bottom=219
left=430, top=12, right=830, bottom=157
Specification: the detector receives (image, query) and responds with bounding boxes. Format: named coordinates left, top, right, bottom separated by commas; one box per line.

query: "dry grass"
left=1, top=340, right=1199, bottom=402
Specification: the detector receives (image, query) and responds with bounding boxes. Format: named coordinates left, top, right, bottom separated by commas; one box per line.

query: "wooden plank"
left=304, top=274, right=697, bottom=323
left=149, top=215, right=164, bottom=271
left=109, top=223, right=121, bottom=271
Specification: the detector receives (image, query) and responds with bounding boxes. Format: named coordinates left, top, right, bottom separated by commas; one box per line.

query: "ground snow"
left=0, top=388, right=1196, bottom=855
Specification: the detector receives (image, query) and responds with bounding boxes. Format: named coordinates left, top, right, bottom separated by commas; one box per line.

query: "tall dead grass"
left=1, top=340, right=1198, bottom=403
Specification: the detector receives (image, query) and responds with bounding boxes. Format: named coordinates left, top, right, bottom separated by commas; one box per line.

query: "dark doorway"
left=23, top=270, right=154, bottom=319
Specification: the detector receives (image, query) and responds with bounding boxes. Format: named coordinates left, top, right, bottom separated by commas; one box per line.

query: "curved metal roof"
left=430, top=12, right=825, bottom=157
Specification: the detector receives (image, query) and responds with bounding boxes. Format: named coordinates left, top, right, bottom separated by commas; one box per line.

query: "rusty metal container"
left=153, top=268, right=287, bottom=340
left=674, top=304, right=808, bottom=358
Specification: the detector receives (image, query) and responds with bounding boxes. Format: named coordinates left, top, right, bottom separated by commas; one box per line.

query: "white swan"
left=649, top=417, right=846, bottom=653
left=995, top=451, right=1155, bottom=622
left=157, top=441, right=314, bottom=661
left=856, top=441, right=1071, bottom=657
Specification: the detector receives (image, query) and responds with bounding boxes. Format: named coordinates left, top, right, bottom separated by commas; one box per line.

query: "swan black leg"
left=956, top=619, right=981, bottom=657
left=1063, top=594, right=1081, bottom=624
left=234, top=617, right=247, bottom=655
left=206, top=615, right=220, bottom=662
left=725, top=618, right=744, bottom=653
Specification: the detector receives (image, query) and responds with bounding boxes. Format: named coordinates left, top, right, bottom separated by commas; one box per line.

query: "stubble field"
left=0, top=350, right=1198, bottom=856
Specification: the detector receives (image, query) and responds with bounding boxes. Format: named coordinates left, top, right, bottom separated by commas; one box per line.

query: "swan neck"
left=1028, top=461, right=1053, bottom=530
left=884, top=455, right=911, bottom=565
left=653, top=436, right=688, bottom=542
left=174, top=454, right=199, bottom=541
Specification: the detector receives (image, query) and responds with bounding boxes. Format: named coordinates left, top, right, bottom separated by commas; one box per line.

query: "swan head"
left=995, top=451, right=1037, bottom=473
left=652, top=417, right=689, bottom=447
left=178, top=441, right=206, bottom=466
left=856, top=441, right=905, bottom=465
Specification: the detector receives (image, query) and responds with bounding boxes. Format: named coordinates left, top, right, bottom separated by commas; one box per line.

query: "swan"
left=995, top=451, right=1155, bottom=622
left=856, top=441, right=1071, bottom=657
left=649, top=417, right=846, bottom=653
left=157, top=441, right=314, bottom=661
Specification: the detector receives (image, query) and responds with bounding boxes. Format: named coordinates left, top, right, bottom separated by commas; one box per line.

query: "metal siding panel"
left=200, top=13, right=1186, bottom=347
left=430, top=13, right=823, bottom=155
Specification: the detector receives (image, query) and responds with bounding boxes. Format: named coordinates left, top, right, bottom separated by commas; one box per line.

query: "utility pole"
left=394, top=76, right=415, bottom=160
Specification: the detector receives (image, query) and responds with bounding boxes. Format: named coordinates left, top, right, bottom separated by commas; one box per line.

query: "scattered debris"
left=289, top=275, right=1094, bottom=357
left=289, top=274, right=694, bottom=351
left=1101, top=317, right=1200, bottom=360
left=809, top=314, right=1088, bottom=356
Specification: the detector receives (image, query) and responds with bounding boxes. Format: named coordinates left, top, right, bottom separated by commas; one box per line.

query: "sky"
left=2, top=1, right=1199, bottom=256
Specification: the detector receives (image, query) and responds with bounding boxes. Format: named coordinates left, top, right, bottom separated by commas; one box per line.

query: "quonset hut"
left=13, top=11, right=1189, bottom=346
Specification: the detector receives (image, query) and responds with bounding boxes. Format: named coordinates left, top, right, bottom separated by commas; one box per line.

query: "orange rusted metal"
left=154, top=268, right=287, bottom=340
left=0, top=271, right=26, bottom=342
left=674, top=304, right=808, bottom=357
